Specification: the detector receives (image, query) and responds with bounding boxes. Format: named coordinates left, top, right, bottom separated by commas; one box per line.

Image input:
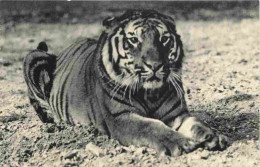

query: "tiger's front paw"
left=191, top=124, right=228, bottom=150
left=156, top=135, right=199, bottom=157
left=177, top=117, right=229, bottom=151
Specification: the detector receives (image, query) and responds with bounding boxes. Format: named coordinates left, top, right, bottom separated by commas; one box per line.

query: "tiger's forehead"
left=124, top=18, right=169, bottom=39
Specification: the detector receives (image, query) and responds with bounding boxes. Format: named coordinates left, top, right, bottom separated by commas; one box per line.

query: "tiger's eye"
left=161, top=36, right=170, bottom=44
left=129, top=37, right=139, bottom=44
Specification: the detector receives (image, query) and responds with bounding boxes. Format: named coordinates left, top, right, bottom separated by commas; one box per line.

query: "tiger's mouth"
left=143, top=80, right=163, bottom=89
left=136, top=69, right=168, bottom=89
left=146, top=75, right=161, bottom=82
left=118, top=66, right=170, bottom=90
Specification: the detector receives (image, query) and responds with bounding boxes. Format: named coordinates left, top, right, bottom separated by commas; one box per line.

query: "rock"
left=42, top=124, right=56, bottom=133
left=212, top=151, right=220, bottom=155
left=134, top=147, right=147, bottom=155
left=85, top=142, right=104, bottom=157
left=218, top=89, right=224, bottom=93
left=115, top=147, right=127, bottom=154
left=122, top=145, right=136, bottom=154
left=216, top=52, right=221, bottom=56
left=128, top=159, right=135, bottom=164
left=64, top=152, right=78, bottom=160
left=200, top=150, right=210, bottom=159
left=197, top=148, right=204, bottom=152
left=249, top=102, right=255, bottom=107
left=0, top=59, right=12, bottom=66
left=187, top=89, right=191, bottom=94
left=28, top=39, right=35, bottom=43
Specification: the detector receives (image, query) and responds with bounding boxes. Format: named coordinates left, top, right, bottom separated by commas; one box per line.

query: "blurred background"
left=0, top=1, right=258, bottom=59
left=0, top=1, right=258, bottom=26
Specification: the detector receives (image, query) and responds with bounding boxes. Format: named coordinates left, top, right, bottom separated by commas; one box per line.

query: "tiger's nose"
left=144, top=61, right=163, bottom=71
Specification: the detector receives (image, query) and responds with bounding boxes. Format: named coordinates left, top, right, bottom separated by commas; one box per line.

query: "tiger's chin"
left=143, top=80, right=163, bottom=89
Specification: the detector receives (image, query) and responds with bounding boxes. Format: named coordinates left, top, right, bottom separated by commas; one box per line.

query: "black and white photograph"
left=0, top=0, right=259, bottom=166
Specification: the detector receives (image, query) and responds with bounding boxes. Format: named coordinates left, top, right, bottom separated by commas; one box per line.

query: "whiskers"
left=110, top=73, right=140, bottom=104
left=167, top=70, right=184, bottom=106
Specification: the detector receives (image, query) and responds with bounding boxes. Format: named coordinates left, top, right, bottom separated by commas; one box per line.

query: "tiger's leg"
left=111, top=113, right=199, bottom=156
left=169, top=113, right=228, bottom=150
left=23, top=44, right=56, bottom=123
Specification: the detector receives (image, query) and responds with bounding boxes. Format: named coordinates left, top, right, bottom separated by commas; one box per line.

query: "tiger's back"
left=49, top=39, right=99, bottom=125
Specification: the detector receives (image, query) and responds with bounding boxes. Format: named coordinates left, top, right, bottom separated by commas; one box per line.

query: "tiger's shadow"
left=189, top=93, right=259, bottom=142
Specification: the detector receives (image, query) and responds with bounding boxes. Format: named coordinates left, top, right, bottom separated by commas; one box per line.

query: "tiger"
left=23, top=10, right=228, bottom=156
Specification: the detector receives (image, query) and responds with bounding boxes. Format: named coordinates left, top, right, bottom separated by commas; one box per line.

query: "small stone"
left=226, top=154, right=233, bottom=158
left=238, top=59, right=248, bottom=64
left=249, top=102, right=255, bottom=107
left=85, top=142, right=104, bottom=157
left=28, top=39, right=35, bottom=43
left=218, top=89, right=224, bottom=93
left=135, top=147, right=147, bottom=155
left=198, top=148, right=204, bottom=152
left=43, top=124, right=56, bottom=133
left=116, top=147, right=127, bottom=153
left=187, top=89, right=191, bottom=94
left=212, top=151, right=220, bottom=155
left=216, top=52, right=221, bottom=56
left=128, top=159, right=135, bottom=164
left=0, top=60, right=12, bottom=66
left=64, top=152, right=77, bottom=159
left=123, top=145, right=136, bottom=154
left=200, top=150, right=210, bottom=159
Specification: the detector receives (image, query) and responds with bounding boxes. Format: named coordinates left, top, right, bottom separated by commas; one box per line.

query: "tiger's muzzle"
left=137, top=62, right=168, bottom=89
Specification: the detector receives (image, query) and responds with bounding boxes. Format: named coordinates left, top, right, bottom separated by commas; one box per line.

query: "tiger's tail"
left=23, top=42, right=56, bottom=123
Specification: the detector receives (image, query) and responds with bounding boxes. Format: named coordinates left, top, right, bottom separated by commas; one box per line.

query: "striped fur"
left=24, top=43, right=56, bottom=122
left=24, top=10, right=227, bottom=156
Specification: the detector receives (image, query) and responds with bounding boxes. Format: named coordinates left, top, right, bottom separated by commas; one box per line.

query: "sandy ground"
left=0, top=19, right=259, bottom=166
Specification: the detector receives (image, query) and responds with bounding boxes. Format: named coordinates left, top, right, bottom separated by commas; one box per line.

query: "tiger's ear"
left=163, top=15, right=177, bottom=33
left=103, top=16, right=117, bottom=29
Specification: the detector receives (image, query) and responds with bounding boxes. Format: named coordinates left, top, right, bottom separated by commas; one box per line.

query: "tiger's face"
left=102, top=10, right=183, bottom=91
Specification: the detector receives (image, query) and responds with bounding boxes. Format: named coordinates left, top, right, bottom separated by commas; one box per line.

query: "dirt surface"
left=0, top=15, right=259, bottom=167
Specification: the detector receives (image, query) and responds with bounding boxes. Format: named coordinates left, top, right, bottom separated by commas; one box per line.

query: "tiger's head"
left=101, top=10, right=184, bottom=91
